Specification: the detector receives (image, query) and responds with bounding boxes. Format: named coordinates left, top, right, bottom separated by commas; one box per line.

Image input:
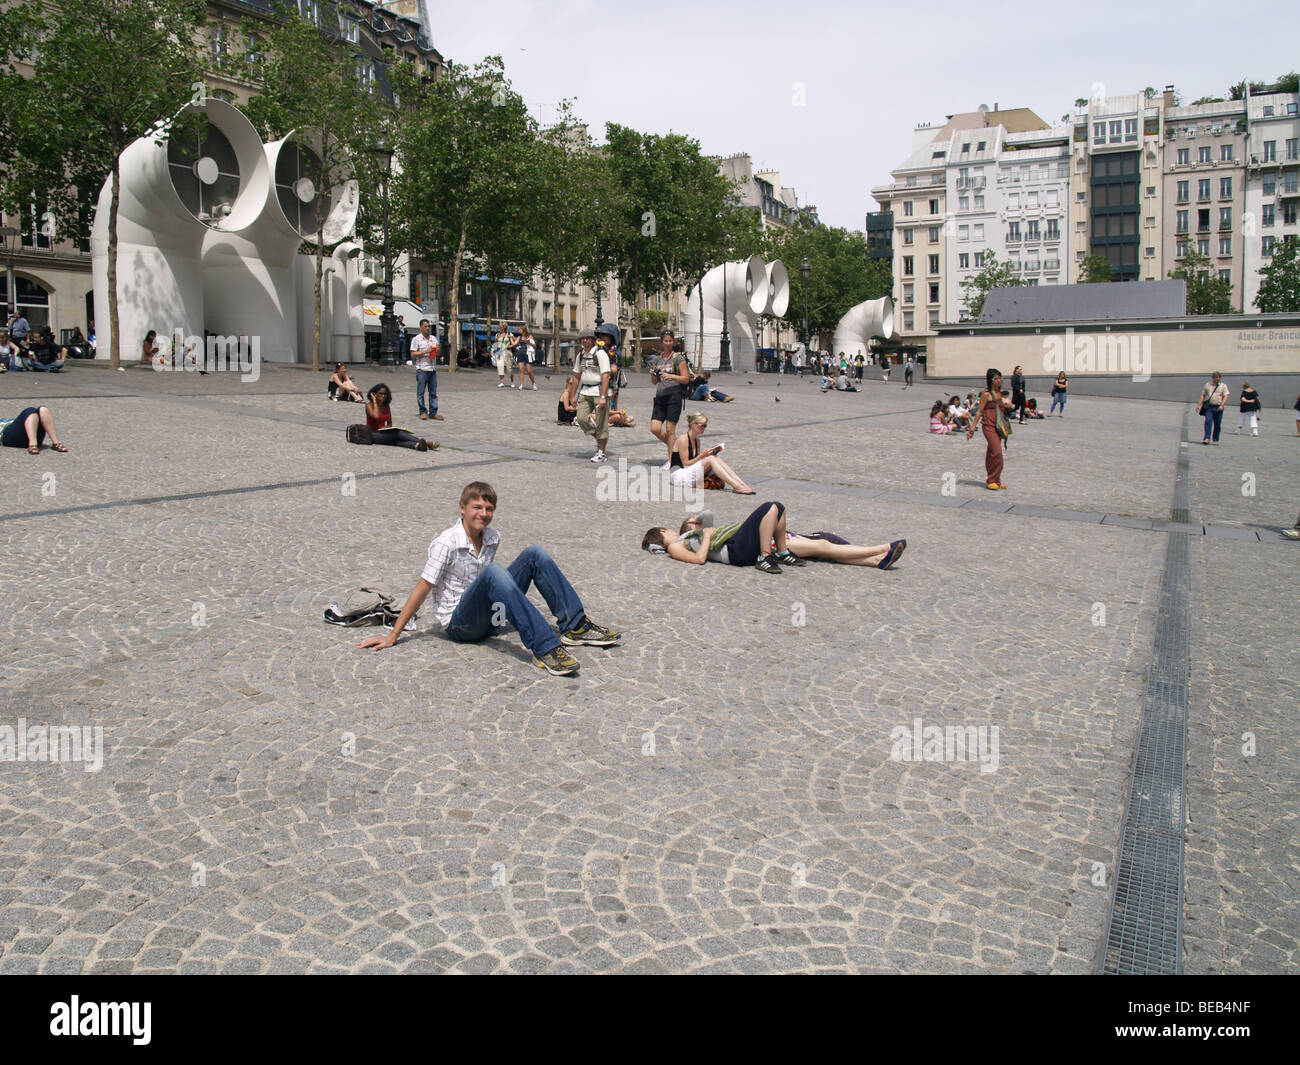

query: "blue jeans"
left=24, top=359, right=63, bottom=372
left=444, top=545, right=584, bottom=657
left=416, top=368, right=438, bottom=416
left=1050, top=392, right=1066, bottom=414
left=1203, top=404, right=1224, bottom=441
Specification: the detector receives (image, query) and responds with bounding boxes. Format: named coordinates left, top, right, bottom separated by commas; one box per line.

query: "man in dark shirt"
left=1010, top=365, right=1027, bottom=422
left=24, top=329, right=66, bottom=372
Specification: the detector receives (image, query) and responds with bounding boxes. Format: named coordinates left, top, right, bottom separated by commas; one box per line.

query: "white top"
left=420, top=519, right=501, bottom=627
left=410, top=333, right=438, bottom=371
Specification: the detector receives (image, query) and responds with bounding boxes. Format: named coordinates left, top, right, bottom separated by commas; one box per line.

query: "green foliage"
left=1253, top=236, right=1300, bottom=313
left=1230, top=72, right=1299, bottom=99
left=1078, top=254, right=1115, bottom=283
left=1168, top=246, right=1234, bottom=314
left=960, top=250, right=1023, bottom=321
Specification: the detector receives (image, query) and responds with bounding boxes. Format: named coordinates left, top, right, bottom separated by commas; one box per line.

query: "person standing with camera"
left=648, top=329, right=691, bottom=469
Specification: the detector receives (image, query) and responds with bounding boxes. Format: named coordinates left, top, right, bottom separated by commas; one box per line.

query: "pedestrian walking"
left=969, top=367, right=1012, bottom=490
left=1010, top=365, right=1026, bottom=420
left=515, top=325, right=538, bottom=390
left=491, top=321, right=515, bottom=388
left=1198, top=372, right=1229, bottom=445
left=411, top=318, right=442, bottom=420
left=1234, top=381, right=1261, bottom=436
left=648, top=329, right=691, bottom=468
left=854, top=354, right=864, bottom=382
left=396, top=316, right=411, bottom=365
left=904, top=356, right=915, bottom=388
left=569, top=328, right=611, bottom=463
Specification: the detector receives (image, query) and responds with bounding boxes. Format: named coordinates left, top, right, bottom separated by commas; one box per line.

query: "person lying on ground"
left=1, top=404, right=69, bottom=454
left=358, top=481, right=620, bottom=676
left=641, top=501, right=798, bottom=574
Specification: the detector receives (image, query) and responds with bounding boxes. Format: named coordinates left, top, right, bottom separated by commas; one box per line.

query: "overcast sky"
left=422, top=0, right=1298, bottom=232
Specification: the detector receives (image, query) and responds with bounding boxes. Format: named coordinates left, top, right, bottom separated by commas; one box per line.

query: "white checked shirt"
left=411, top=332, right=438, bottom=371
left=420, top=520, right=501, bottom=627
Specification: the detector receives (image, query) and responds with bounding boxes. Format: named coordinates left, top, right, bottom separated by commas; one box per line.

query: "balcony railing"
left=1006, top=233, right=1022, bottom=243
left=1219, top=220, right=1233, bottom=231
left=1044, top=259, right=1060, bottom=271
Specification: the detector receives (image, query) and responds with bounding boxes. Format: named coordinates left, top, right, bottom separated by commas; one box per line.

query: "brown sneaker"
left=431, top=414, right=444, bottom=420
left=419, top=413, right=428, bottom=420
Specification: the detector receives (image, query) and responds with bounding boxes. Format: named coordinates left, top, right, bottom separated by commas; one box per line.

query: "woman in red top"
left=969, top=367, right=1012, bottom=490
left=365, top=384, right=438, bottom=453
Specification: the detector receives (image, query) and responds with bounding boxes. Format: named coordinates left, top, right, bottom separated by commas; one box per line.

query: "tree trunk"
left=553, top=240, right=561, bottom=372
left=313, top=222, right=324, bottom=372
left=447, top=218, right=467, bottom=375
left=108, top=163, right=121, bottom=370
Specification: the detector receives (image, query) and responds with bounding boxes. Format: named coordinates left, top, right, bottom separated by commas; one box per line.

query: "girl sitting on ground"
left=365, top=384, right=438, bottom=454
left=329, top=363, right=364, bottom=402
left=929, top=400, right=954, bottom=433
left=669, top=412, right=754, bottom=494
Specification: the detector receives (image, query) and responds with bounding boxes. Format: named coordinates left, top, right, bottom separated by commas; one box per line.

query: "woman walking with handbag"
left=969, top=368, right=1013, bottom=490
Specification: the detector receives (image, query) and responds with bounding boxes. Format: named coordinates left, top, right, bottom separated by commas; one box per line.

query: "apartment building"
left=1160, top=98, right=1249, bottom=306
left=1242, top=91, right=1300, bottom=311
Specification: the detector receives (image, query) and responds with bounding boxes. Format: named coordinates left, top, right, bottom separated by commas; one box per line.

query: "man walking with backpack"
left=569, top=327, right=611, bottom=463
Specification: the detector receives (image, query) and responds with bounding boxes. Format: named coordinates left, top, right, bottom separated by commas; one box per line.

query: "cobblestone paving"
left=0, top=363, right=1294, bottom=973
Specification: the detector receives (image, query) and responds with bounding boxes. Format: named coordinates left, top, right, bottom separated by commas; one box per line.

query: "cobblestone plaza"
left=0, top=364, right=1295, bottom=974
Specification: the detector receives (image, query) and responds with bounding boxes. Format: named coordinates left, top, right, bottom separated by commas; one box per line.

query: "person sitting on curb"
left=669, top=412, right=754, bottom=493
left=641, top=500, right=799, bottom=574
left=358, top=481, right=621, bottom=676
left=2, top=404, right=70, bottom=454
left=365, top=383, right=438, bottom=455
left=24, top=329, right=66, bottom=373
left=328, top=363, right=364, bottom=402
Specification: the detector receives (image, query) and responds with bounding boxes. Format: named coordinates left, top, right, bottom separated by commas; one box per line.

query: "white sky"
left=422, top=0, right=1299, bottom=231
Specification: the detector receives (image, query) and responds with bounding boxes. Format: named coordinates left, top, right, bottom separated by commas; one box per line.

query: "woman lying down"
left=640, top=503, right=906, bottom=574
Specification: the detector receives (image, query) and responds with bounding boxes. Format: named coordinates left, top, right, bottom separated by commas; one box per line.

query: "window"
left=1263, top=105, right=1275, bottom=117
left=1286, top=171, right=1300, bottom=194
left=1008, top=192, right=1020, bottom=208
left=928, top=254, right=940, bottom=274
left=1077, top=190, right=1086, bottom=201
left=1027, top=220, right=1040, bottom=240
left=976, top=141, right=986, bottom=152
left=1124, top=118, right=1138, bottom=141
left=542, top=301, right=551, bottom=324
left=1176, top=210, right=1189, bottom=233
left=1109, top=120, right=1122, bottom=143
left=928, top=226, right=940, bottom=242
left=928, top=283, right=940, bottom=304
left=960, top=142, right=970, bottom=154
left=903, top=311, right=914, bottom=331
left=569, top=305, right=577, bottom=329
left=973, top=223, right=984, bottom=240
left=1220, top=176, right=1232, bottom=199
left=1261, top=203, right=1275, bottom=226
left=527, top=298, right=537, bottom=324
left=1263, top=141, right=1276, bottom=162
left=1046, top=218, right=1060, bottom=239
left=1289, top=138, right=1300, bottom=161
left=1218, top=269, right=1231, bottom=281
left=903, top=201, right=914, bottom=216
left=1198, top=208, right=1210, bottom=231
left=1145, top=247, right=1156, bottom=258
left=973, top=195, right=984, bottom=209
left=958, top=225, right=969, bottom=240
left=1028, top=191, right=1039, bottom=207
left=1197, top=238, right=1210, bottom=256
left=929, top=198, right=940, bottom=215
left=902, top=255, right=914, bottom=276
left=929, top=312, right=940, bottom=328
left=958, top=253, right=970, bottom=268
left=1219, top=237, right=1232, bottom=255
left=298, top=0, right=318, bottom=21
left=902, top=283, right=914, bottom=304
left=1007, top=221, right=1021, bottom=241
left=1177, top=148, right=1190, bottom=165
left=1198, top=146, right=1211, bottom=163
left=974, top=251, right=985, bottom=267
left=20, top=201, right=51, bottom=249
left=902, top=227, right=914, bottom=245
left=1176, top=239, right=1189, bottom=257
left=357, top=57, right=374, bottom=90
left=1219, top=207, right=1232, bottom=230
left=1221, top=144, right=1233, bottom=162
left=1262, top=235, right=1275, bottom=256
left=1285, top=203, right=1299, bottom=225
left=1046, top=189, right=1059, bottom=206
left=1197, top=179, right=1211, bottom=200
left=1176, top=180, right=1189, bottom=202
left=245, top=33, right=263, bottom=74
left=959, top=196, right=970, bottom=210
left=1263, top=174, right=1276, bottom=196
left=210, top=26, right=228, bottom=64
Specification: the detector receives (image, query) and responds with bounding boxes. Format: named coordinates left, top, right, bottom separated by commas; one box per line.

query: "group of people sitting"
left=820, top=370, right=859, bottom=393
left=930, top=390, right=1044, bottom=435
left=0, top=327, right=66, bottom=373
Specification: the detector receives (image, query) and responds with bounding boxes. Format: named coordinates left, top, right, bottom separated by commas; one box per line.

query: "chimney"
left=1163, top=85, right=1176, bottom=109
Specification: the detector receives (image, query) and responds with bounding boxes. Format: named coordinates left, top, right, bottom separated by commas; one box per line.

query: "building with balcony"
left=1243, top=91, right=1300, bottom=310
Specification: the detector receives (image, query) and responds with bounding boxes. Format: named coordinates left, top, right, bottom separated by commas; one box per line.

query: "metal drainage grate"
left=1100, top=415, right=1192, bottom=975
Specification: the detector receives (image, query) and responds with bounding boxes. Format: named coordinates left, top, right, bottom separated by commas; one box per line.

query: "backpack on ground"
left=346, top=424, right=373, bottom=445
left=324, top=586, right=412, bottom=628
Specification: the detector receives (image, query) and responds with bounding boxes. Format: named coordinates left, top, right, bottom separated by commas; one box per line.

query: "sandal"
left=51, top=443, right=68, bottom=453
left=27, top=445, right=39, bottom=455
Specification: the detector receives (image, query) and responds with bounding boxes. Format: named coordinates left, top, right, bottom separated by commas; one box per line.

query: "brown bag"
left=703, top=473, right=725, bottom=491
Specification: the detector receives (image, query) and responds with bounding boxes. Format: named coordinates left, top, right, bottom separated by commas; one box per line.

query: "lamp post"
left=369, top=141, right=398, bottom=366
left=592, top=196, right=603, bottom=327
left=800, top=257, right=811, bottom=366
left=719, top=260, right=730, bottom=371
left=0, top=226, right=18, bottom=323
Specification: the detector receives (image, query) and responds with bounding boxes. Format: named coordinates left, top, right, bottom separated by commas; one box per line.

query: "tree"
left=241, top=7, right=381, bottom=371
left=960, top=250, right=1023, bottom=321
left=1078, top=254, right=1114, bottom=283
left=1169, top=247, right=1234, bottom=314
left=2, top=0, right=208, bottom=368
left=390, top=57, right=540, bottom=373
left=1254, top=236, right=1300, bottom=312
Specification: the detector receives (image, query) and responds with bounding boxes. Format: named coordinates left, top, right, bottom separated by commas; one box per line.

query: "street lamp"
left=800, top=257, right=811, bottom=363
left=592, top=196, right=603, bottom=327
left=0, top=226, right=18, bottom=321
left=719, top=260, right=730, bottom=371
left=368, top=141, right=398, bottom=366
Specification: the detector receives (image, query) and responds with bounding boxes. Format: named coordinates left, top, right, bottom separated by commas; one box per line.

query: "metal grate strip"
left=1100, top=413, right=1193, bottom=974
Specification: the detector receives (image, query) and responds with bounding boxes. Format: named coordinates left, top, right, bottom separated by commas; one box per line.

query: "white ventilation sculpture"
left=681, top=255, right=774, bottom=372
left=832, top=297, right=896, bottom=359
left=91, top=99, right=270, bottom=362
